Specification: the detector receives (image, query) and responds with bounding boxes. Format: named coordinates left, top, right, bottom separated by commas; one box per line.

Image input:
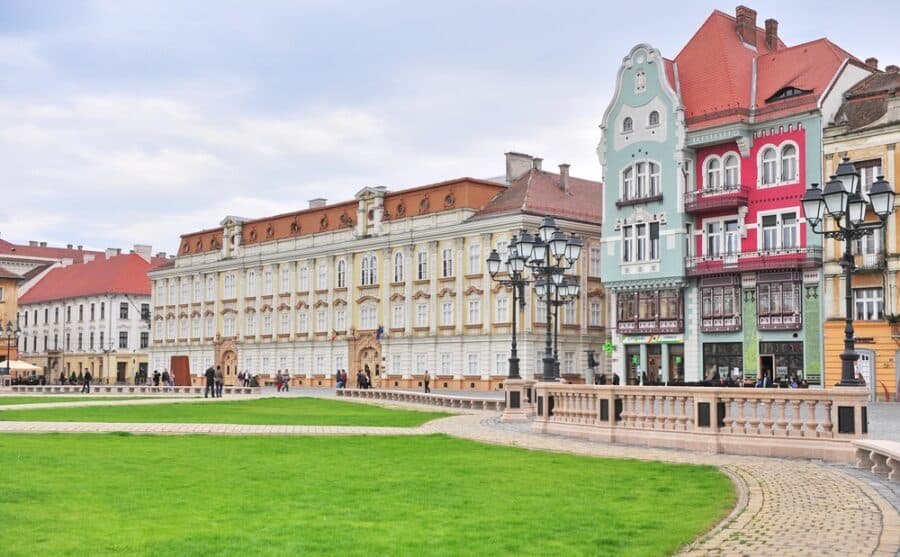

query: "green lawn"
left=0, top=434, right=734, bottom=556
left=0, top=396, right=154, bottom=405
left=0, top=397, right=448, bottom=427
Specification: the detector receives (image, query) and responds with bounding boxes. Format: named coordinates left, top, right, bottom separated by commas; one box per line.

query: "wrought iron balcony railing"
left=685, top=247, right=822, bottom=277
left=684, top=184, right=749, bottom=214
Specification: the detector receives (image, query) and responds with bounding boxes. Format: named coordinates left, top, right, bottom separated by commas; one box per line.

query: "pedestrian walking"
left=81, top=371, right=92, bottom=394
left=423, top=370, right=431, bottom=393
left=205, top=365, right=216, bottom=398
left=215, top=366, right=224, bottom=398
left=283, top=370, right=290, bottom=392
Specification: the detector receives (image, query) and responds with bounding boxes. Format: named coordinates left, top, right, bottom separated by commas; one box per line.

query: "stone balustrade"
left=854, top=440, right=900, bottom=482
left=530, top=383, right=869, bottom=463
left=336, top=388, right=504, bottom=411
left=6, top=385, right=259, bottom=396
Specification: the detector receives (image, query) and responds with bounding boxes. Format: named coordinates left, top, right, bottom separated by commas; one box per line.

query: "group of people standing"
left=204, top=365, right=224, bottom=398
left=274, top=370, right=291, bottom=392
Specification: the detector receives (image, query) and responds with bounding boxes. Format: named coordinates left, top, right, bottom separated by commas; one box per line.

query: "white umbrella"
left=1, top=360, right=42, bottom=372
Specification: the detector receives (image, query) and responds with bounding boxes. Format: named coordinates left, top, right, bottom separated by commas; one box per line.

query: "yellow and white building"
left=148, top=153, right=606, bottom=389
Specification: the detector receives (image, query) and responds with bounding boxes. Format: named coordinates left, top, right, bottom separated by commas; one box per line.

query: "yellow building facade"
left=822, top=67, right=900, bottom=400
left=149, top=153, right=607, bottom=389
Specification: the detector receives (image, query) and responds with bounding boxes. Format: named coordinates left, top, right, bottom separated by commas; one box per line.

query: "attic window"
left=766, top=86, right=812, bottom=103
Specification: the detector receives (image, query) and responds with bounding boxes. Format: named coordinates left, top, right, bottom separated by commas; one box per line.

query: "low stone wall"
left=529, top=383, right=869, bottom=463
left=7, top=385, right=259, bottom=396
left=336, top=388, right=505, bottom=411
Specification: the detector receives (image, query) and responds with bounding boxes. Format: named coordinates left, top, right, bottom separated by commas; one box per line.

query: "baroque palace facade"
left=148, top=153, right=604, bottom=389
left=599, top=5, right=873, bottom=385
left=822, top=64, right=900, bottom=400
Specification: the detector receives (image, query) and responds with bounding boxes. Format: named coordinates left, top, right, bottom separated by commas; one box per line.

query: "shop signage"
left=621, top=335, right=684, bottom=345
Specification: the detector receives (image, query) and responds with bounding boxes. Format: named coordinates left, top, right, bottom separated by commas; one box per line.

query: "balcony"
left=685, top=247, right=822, bottom=278
left=701, top=315, right=742, bottom=333
left=615, top=192, right=663, bottom=208
left=617, top=318, right=683, bottom=335
left=684, top=185, right=749, bottom=214
left=758, top=313, right=802, bottom=331
left=854, top=252, right=886, bottom=271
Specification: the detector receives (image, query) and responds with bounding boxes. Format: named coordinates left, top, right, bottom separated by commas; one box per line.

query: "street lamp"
left=3, top=320, right=21, bottom=376
left=802, top=157, right=896, bottom=386
left=486, top=219, right=583, bottom=382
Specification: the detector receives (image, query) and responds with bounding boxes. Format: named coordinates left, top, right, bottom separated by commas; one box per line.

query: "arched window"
left=761, top=147, right=777, bottom=185
left=723, top=154, right=739, bottom=187
left=393, top=252, right=404, bottom=283
left=441, top=248, right=453, bottom=277
left=648, top=162, right=660, bottom=195
left=648, top=111, right=659, bottom=126
left=780, top=144, right=797, bottom=183
left=622, top=166, right=634, bottom=199
left=361, top=254, right=377, bottom=286
left=705, top=157, right=722, bottom=189
left=336, top=260, right=346, bottom=288
left=623, top=117, right=633, bottom=133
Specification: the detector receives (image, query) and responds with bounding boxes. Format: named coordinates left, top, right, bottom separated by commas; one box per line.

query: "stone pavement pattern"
left=0, top=393, right=897, bottom=556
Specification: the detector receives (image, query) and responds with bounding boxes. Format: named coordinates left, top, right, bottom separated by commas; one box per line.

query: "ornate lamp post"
left=487, top=218, right=583, bottom=382
left=487, top=238, right=529, bottom=379
left=802, top=157, right=896, bottom=386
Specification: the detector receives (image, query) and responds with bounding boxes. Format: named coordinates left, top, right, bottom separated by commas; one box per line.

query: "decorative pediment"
left=412, top=290, right=431, bottom=300
left=491, top=283, right=512, bottom=294
left=295, top=301, right=309, bottom=310
left=463, top=286, right=483, bottom=296
left=221, top=308, right=238, bottom=315
left=190, top=310, right=202, bottom=318
left=587, top=288, right=606, bottom=298
left=153, top=314, right=165, bottom=321
left=244, top=306, right=257, bottom=314
left=277, top=302, right=292, bottom=311
left=165, top=312, right=176, bottom=319
left=203, top=309, right=215, bottom=317
left=389, top=293, right=406, bottom=302
left=437, top=287, right=457, bottom=298
left=332, top=298, right=348, bottom=307
left=314, top=300, right=329, bottom=308
left=260, top=304, right=274, bottom=313
left=178, top=311, right=189, bottom=319
left=355, top=295, right=380, bottom=304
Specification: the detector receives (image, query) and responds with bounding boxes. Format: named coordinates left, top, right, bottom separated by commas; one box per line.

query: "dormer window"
left=648, top=111, right=660, bottom=126
left=766, top=86, right=812, bottom=103
left=623, top=117, right=633, bottom=133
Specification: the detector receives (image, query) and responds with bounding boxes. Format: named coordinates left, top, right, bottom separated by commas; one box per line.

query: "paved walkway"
left=0, top=393, right=897, bottom=555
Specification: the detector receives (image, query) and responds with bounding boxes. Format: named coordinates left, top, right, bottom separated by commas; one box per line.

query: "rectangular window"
left=467, top=354, right=479, bottom=375
left=297, top=311, right=308, bottom=334
left=335, top=308, right=346, bottom=331
left=649, top=223, right=659, bottom=260
left=77, top=333, right=83, bottom=351
left=636, top=224, right=647, bottom=261
left=417, top=252, right=428, bottom=280
left=263, top=271, right=273, bottom=295
left=392, top=304, right=404, bottom=329
left=224, top=274, right=236, bottom=299
left=89, top=332, right=94, bottom=350
left=281, top=268, right=290, bottom=293
left=564, top=301, right=576, bottom=324
left=706, top=221, right=722, bottom=256
left=78, top=305, right=83, bottom=321
left=181, top=279, right=190, bottom=303
left=118, top=331, right=128, bottom=349
left=100, top=302, right=105, bottom=320
left=119, top=302, right=128, bottom=319
left=206, top=276, right=215, bottom=301
left=262, top=313, right=273, bottom=334
left=590, top=302, right=602, bottom=326
left=441, top=302, right=453, bottom=326
left=205, top=317, right=214, bottom=338
left=298, top=266, right=309, bottom=291
left=194, top=278, right=202, bottom=301
left=496, top=297, right=508, bottom=322
left=440, top=353, right=451, bottom=375
left=495, top=353, right=507, bottom=375
left=361, top=305, right=377, bottom=330
left=245, top=314, right=256, bottom=336
left=589, top=245, right=602, bottom=277
left=415, top=354, right=426, bottom=374
left=90, top=304, right=95, bottom=321
left=781, top=213, right=797, bottom=248
left=622, top=226, right=633, bottom=262
left=140, top=332, right=149, bottom=348
left=442, top=248, right=453, bottom=277
left=316, top=310, right=327, bottom=332
left=855, top=288, right=883, bottom=320
left=317, top=265, right=327, bottom=289
left=192, top=318, right=200, bottom=338
left=564, top=352, right=575, bottom=375
left=280, top=311, right=289, bottom=333
left=468, top=244, right=480, bottom=274
left=858, top=158, right=883, bottom=196
left=762, top=215, right=778, bottom=250
left=468, top=299, right=480, bottom=324
left=416, top=303, right=429, bottom=327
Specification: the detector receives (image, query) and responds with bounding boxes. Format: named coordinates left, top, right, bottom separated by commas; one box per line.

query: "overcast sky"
left=2, top=1, right=898, bottom=254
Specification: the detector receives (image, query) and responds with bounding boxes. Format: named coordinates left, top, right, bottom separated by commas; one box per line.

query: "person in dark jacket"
left=205, top=365, right=216, bottom=398
left=81, top=371, right=92, bottom=394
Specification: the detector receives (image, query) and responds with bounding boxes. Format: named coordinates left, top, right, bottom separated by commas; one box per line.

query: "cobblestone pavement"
left=0, top=392, right=897, bottom=555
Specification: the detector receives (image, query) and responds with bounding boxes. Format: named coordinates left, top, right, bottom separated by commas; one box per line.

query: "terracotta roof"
left=470, top=169, right=602, bottom=225
left=674, top=9, right=860, bottom=130
left=0, top=239, right=103, bottom=264
left=0, top=265, right=21, bottom=280
left=833, top=70, right=900, bottom=129
left=19, top=253, right=154, bottom=304
left=20, top=263, right=52, bottom=282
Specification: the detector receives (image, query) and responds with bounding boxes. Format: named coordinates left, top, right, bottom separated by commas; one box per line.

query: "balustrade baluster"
left=804, top=399, right=819, bottom=437
left=635, top=395, right=646, bottom=428
left=748, top=398, right=760, bottom=435
left=760, top=399, right=773, bottom=436
left=822, top=400, right=834, bottom=438
left=774, top=399, right=788, bottom=436
left=790, top=399, right=803, bottom=436
left=722, top=398, right=735, bottom=434
left=735, top=398, right=748, bottom=434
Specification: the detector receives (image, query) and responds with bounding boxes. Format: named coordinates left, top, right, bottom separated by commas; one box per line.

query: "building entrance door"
left=222, top=350, right=237, bottom=381
left=855, top=349, right=876, bottom=401
left=759, top=355, right=774, bottom=383
left=646, top=345, right=662, bottom=384
left=116, top=362, right=127, bottom=384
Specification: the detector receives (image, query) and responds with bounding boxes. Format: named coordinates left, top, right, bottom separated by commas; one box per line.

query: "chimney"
left=28, top=240, right=38, bottom=246
left=764, top=18, right=778, bottom=51
left=155, top=252, right=167, bottom=258
left=133, top=244, right=152, bottom=263
left=105, top=248, right=117, bottom=260
left=865, top=57, right=879, bottom=70
left=735, top=6, right=758, bottom=48
left=66, top=244, right=72, bottom=249
left=532, top=157, right=543, bottom=171
left=308, top=198, right=327, bottom=209
left=559, top=163, right=571, bottom=192
left=77, top=245, right=82, bottom=250
left=505, top=152, right=534, bottom=182
left=886, top=65, right=899, bottom=73
left=82, top=254, right=95, bottom=264
left=39, top=241, right=47, bottom=247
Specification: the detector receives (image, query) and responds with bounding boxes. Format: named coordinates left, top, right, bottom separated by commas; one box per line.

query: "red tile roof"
left=471, top=169, right=602, bottom=225
left=19, top=253, right=154, bottom=304
left=0, top=239, right=103, bottom=264
left=674, top=9, right=862, bottom=130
